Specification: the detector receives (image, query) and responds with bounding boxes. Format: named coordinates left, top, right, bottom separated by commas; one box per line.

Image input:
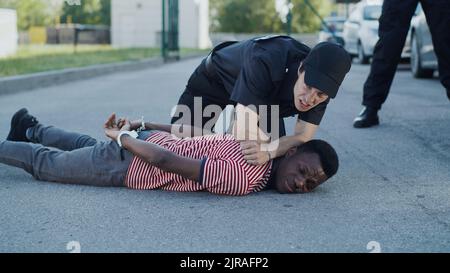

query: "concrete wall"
left=179, top=0, right=211, bottom=48
left=46, top=25, right=111, bottom=44
left=111, top=0, right=160, bottom=48
left=0, top=9, right=18, bottom=58
left=111, top=0, right=211, bottom=49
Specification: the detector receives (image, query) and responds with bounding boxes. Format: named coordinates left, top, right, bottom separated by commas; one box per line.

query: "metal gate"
left=161, top=0, right=179, bottom=61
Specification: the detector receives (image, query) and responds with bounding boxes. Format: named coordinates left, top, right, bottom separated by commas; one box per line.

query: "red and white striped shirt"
left=125, top=132, right=272, bottom=196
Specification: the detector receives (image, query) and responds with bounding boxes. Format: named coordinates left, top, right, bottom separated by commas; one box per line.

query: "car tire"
left=356, top=42, right=370, bottom=65
left=411, top=33, right=434, bottom=78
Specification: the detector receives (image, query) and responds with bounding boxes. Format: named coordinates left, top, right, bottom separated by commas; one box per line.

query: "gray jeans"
left=0, top=124, right=154, bottom=187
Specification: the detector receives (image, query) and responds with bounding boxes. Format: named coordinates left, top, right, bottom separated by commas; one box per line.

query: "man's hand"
left=240, top=141, right=271, bottom=166
left=104, top=113, right=131, bottom=141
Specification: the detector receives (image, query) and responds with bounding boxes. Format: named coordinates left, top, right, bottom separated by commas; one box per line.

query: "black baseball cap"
left=303, top=42, right=352, bottom=99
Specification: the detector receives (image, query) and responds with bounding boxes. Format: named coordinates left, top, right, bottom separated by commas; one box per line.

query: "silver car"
left=410, top=4, right=437, bottom=78
left=343, top=0, right=410, bottom=64
left=318, top=16, right=346, bottom=46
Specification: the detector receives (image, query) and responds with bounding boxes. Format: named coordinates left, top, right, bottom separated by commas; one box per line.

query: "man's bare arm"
left=294, top=119, right=318, bottom=142
left=266, top=119, right=318, bottom=158
left=121, top=135, right=202, bottom=182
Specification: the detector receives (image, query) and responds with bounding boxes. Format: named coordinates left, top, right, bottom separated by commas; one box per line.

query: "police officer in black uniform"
left=171, top=35, right=351, bottom=166
left=353, top=0, right=450, bottom=128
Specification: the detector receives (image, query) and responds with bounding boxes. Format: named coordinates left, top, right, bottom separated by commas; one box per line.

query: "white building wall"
left=197, top=0, right=211, bottom=48
left=179, top=0, right=211, bottom=48
left=179, top=0, right=198, bottom=48
left=112, top=0, right=161, bottom=48
left=0, top=9, right=18, bottom=58
left=112, top=0, right=211, bottom=49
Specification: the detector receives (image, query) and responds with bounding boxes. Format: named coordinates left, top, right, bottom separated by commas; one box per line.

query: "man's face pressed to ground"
left=275, top=149, right=328, bottom=194
left=293, top=65, right=329, bottom=112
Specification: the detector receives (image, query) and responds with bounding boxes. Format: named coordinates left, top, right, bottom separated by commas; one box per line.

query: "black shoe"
left=446, top=89, right=450, bottom=100
left=353, top=107, right=379, bottom=128
left=6, top=108, right=39, bottom=142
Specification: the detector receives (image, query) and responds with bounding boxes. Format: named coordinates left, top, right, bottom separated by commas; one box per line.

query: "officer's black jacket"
left=211, top=35, right=329, bottom=126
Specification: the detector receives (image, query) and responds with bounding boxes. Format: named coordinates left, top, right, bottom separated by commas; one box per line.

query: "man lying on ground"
left=0, top=108, right=339, bottom=196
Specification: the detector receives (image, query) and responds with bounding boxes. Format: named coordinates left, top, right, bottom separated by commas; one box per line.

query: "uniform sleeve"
left=229, top=54, right=274, bottom=109
left=201, top=158, right=250, bottom=196
left=297, top=99, right=329, bottom=125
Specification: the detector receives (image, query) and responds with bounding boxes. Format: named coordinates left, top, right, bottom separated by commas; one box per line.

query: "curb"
left=0, top=52, right=205, bottom=96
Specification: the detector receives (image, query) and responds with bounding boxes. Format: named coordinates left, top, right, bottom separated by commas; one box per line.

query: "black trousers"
left=171, top=59, right=287, bottom=137
left=171, top=58, right=229, bottom=129
left=363, top=0, right=450, bottom=110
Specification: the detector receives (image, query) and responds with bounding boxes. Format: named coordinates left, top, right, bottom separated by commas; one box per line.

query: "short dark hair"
left=297, top=140, right=339, bottom=178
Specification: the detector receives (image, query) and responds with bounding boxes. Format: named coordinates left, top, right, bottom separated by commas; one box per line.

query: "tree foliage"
left=290, top=0, right=333, bottom=33
left=0, top=0, right=57, bottom=30
left=61, top=0, right=111, bottom=25
left=0, top=0, right=111, bottom=30
left=210, top=0, right=283, bottom=33
left=210, top=0, right=334, bottom=33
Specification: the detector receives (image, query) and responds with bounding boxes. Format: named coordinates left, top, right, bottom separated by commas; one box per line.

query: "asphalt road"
left=1, top=58, right=449, bottom=253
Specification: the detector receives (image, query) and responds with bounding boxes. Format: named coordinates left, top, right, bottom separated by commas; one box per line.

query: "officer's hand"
left=240, top=141, right=270, bottom=166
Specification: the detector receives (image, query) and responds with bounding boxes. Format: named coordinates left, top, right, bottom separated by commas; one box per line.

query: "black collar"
left=265, top=158, right=282, bottom=190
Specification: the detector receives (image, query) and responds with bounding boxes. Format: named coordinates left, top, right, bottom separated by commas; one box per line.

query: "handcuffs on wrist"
left=117, top=116, right=145, bottom=148
left=136, top=116, right=145, bottom=133
left=117, top=130, right=138, bottom=148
